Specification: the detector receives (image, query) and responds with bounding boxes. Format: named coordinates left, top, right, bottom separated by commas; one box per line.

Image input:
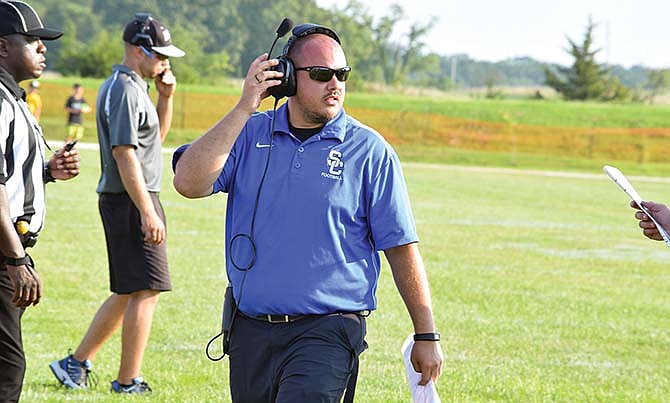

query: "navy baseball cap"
left=0, top=1, right=63, bottom=40
left=122, top=13, right=185, bottom=58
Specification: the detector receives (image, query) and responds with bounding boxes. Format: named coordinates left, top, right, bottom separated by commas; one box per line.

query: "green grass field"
left=16, top=148, right=670, bottom=402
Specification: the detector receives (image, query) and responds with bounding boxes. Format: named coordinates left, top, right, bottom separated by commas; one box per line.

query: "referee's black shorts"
left=98, top=192, right=171, bottom=294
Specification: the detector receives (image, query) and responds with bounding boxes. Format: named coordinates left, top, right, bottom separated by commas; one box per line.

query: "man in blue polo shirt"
left=173, top=23, right=443, bottom=402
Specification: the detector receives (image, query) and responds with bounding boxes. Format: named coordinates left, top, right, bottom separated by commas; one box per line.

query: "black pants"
left=0, top=269, right=25, bottom=403
left=229, top=312, right=367, bottom=403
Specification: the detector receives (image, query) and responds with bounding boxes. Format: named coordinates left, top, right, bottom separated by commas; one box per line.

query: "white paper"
left=603, top=165, right=670, bottom=247
left=401, top=334, right=441, bottom=403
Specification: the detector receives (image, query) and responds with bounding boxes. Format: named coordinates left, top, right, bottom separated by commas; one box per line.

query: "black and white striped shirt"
left=0, top=67, right=47, bottom=234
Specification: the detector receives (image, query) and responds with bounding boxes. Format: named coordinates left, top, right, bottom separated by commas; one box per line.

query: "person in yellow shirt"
left=25, top=80, right=42, bottom=121
left=64, top=83, right=91, bottom=143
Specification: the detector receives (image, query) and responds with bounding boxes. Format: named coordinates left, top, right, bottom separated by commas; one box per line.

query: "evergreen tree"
left=544, top=17, right=629, bottom=101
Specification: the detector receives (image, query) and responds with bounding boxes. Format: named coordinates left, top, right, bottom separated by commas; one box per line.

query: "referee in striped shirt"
left=0, top=2, right=80, bottom=401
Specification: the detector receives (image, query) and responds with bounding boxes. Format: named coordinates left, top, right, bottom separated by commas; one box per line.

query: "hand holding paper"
left=630, top=200, right=670, bottom=243
left=402, top=334, right=442, bottom=403
left=603, top=165, right=670, bottom=246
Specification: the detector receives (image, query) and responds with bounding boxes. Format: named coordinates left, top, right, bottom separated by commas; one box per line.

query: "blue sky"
left=315, top=0, right=670, bottom=68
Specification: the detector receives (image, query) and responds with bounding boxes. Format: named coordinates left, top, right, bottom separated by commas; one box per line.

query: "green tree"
left=55, top=21, right=122, bottom=77
left=408, top=53, right=452, bottom=90
left=646, top=69, right=670, bottom=104
left=369, top=5, right=436, bottom=86
left=544, top=17, right=629, bottom=101
left=167, top=25, right=234, bottom=84
left=34, top=0, right=438, bottom=87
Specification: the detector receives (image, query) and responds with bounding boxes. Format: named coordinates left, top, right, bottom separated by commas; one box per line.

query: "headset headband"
left=130, top=13, right=153, bottom=47
left=282, top=23, right=341, bottom=57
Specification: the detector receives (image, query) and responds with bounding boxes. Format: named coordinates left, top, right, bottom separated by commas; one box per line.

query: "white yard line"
left=409, top=162, right=670, bottom=183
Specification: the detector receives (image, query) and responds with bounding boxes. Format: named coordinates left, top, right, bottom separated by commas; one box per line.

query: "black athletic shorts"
left=98, top=192, right=171, bottom=294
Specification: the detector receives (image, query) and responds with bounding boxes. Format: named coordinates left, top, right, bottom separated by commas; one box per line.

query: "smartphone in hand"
left=64, top=140, right=77, bottom=151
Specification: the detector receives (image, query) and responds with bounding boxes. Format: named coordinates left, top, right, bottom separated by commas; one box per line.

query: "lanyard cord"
left=229, top=97, right=280, bottom=272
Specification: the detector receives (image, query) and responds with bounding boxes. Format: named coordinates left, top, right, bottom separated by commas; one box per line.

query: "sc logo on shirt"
left=327, top=150, right=344, bottom=175
left=322, top=149, right=344, bottom=180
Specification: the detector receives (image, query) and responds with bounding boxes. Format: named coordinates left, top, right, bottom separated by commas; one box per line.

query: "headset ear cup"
left=284, top=57, right=296, bottom=97
left=268, top=56, right=296, bottom=99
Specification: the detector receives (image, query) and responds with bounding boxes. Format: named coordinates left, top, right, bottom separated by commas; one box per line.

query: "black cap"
left=0, top=1, right=63, bottom=40
left=122, top=13, right=185, bottom=58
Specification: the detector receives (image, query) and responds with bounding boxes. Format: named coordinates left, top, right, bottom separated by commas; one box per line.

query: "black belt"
left=250, top=310, right=371, bottom=324
left=255, top=314, right=307, bottom=323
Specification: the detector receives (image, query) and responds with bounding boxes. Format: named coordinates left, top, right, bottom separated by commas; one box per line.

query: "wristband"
left=44, top=165, right=56, bottom=183
left=5, top=255, right=31, bottom=266
left=413, top=332, right=440, bottom=342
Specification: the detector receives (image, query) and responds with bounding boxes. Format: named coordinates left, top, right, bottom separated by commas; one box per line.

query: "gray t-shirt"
left=96, top=64, right=162, bottom=194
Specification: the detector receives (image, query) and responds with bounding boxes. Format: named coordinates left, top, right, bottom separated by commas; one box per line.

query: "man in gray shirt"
left=49, top=13, right=185, bottom=395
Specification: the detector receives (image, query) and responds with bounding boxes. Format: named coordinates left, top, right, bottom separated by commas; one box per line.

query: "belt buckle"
left=267, top=314, right=290, bottom=323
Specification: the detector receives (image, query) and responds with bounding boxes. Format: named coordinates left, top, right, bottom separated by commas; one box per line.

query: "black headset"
left=129, top=13, right=154, bottom=47
left=268, top=23, right=341, bottom=99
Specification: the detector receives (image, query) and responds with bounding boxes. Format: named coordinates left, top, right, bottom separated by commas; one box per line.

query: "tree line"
left=32, top=1, right=669, bottom=101
left=32, top=0, right=448, bottom=91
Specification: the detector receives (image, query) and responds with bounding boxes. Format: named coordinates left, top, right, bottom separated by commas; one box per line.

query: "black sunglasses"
left=295, top=66, right=351, bottom=82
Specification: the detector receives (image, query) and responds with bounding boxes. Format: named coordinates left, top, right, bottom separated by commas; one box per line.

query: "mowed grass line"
left=349, top=93, right=670, bottom=128
left=17, top=149, right=670, bottom=402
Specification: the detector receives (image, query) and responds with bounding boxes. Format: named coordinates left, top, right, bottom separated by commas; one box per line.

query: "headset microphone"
left=267, top=18, right=293, bottom=60
left=267, top=18, right=294, bottom=99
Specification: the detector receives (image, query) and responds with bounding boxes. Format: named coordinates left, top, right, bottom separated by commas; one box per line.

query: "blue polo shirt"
left=173, top=104, right=418, bottom=316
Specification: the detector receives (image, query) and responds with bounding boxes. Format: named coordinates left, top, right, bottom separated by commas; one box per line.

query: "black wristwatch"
left=5, top=255, right=31, bottom=266
left=413, top=332, right=441, bottom=342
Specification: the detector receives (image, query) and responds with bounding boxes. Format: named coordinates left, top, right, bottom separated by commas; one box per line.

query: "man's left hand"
left=6, top=262, right=41, bottom=307
left=411, top=340, right=444, bottom=385
left=155, top=65, right=176, bottom=98
left=48, top=147, right=80, bottom=180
